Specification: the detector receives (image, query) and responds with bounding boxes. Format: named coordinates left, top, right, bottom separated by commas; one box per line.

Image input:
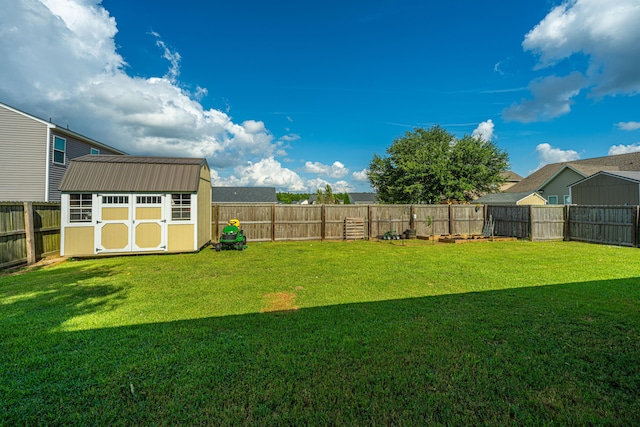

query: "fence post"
left=448, top=204, right=454, bottom=235
left=528, top=205, right=534, bottom=241
left=271, top=204, right=276, bottom=242
left=368, top=205, right=373, bottom=239
left=23, top=202, right=36, bottom=265
left=321, top=204, right=326, bottom=241
left=564, top=205, right=570, bottom=241
left=633, top=206, right=639, bottom=248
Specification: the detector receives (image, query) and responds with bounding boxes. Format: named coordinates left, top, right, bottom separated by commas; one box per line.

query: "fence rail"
left=3, top=202, right=640, bottom=269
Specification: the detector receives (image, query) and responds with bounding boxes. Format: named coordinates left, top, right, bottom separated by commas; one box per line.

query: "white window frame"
left=69, top=193, right=93, bottom=222
left=53, top=136, right=66, bottom=165
left=547, top=195, right=558, bottom=205
left=171, top=194, right=191, bottom=221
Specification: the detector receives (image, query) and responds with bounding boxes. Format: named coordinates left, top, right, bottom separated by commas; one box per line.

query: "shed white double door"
left=95, top=194, right=167, bottom=254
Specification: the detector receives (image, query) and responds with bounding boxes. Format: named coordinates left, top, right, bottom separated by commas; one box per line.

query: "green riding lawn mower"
left=213, top=218, right=247, bottom=251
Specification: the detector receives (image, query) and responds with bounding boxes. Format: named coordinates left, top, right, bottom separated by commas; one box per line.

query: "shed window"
left=137, top=196, right=162, bottom=204
left=564, top=195, right=571, bottom=204
left=102, top=195, right=129, bottom=205
left=171, top=194, right=191, bottom=220
left=69, top=194, right=92, bottom=222
left=53, top=136, right=66, bottom=164
left=547, top=195, right=558, bottom=205
left=91, top=148, right=100, bottom=155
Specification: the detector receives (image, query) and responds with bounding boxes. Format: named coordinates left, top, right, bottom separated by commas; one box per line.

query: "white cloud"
left=534, top=143, right=580, bottom=169
left=616, top=121, right=640, bottom=131
left=472, top=119, right=495, bottom=141
left=0, top=0, right=298, bottom=179
left=279, top=134, right=301, bottom=142
left=503, top=72, right=586, bottom=122
left=608, top=143, right=640, bottom=155
left=306, top=178, right=330, bottom=192
left=505, top=0, right=640, bottom=122
left=212, top=157, right=306, bottom=191
left=331, top=180, right=354, bottom=193
left=303, top=161, right=349, bottom=178
left=352, top=169, right=369, bottom=182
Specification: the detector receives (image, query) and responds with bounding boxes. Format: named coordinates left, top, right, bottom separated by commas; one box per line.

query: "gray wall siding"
left=572, top=175, right=640, bottom=205
left=0, top=106, right=48, bottom=201
left=48, top=130, right=124, bottom=201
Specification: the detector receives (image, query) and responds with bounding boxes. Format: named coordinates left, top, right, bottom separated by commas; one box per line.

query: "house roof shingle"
left=212, top=186, right=277, bottom=203
left=59, top=155, right=208, bottom=192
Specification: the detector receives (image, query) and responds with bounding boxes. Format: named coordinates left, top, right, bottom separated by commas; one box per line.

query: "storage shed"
left=59, top=155, right=211, bottom=257
left=569, top=171, right=640, bottom=205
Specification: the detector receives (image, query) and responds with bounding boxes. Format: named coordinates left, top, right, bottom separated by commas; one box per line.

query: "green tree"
left=368, top=126, right=508, bottom=203
left=315, top=188, right=324, bottom=204
left=323, top=184, right=335, bottom=204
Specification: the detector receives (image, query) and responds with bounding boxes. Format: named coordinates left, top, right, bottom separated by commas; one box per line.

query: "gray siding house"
left=0, top=102, right=126, bottom=202
left=506, top=153, right=640, bottom=205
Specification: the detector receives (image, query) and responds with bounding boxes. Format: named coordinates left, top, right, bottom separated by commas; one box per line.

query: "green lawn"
left=1, top=240, right=639, bottom=425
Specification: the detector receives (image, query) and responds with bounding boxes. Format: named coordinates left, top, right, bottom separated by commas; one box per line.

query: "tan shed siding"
left=63, top=226, right=95, bottom=256
left=519, top=194, right=546, bottom=205
left=168, top=224, right=195, bottom=252
left=572, top=174, right=640, bottom=205
left=197, top=164, right=212, bottom=248
left=0, top=106, right=48, bottom=201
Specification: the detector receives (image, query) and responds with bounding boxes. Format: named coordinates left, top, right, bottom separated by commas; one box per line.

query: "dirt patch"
left=1, top=255, right=67, bottom=276
left=260, top=292, right=298, bottom=313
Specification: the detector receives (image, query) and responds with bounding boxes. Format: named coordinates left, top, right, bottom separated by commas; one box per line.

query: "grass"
left=1, top=240, right=639, bottom=425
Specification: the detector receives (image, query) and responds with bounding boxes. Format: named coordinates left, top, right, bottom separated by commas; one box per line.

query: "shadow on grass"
left=1, top=276, right=639, bottom=426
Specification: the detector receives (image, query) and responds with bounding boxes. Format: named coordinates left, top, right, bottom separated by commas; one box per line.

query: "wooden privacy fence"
left=0, top=202, right=61, bottom=269
left=212, top=204, right=486, bottom=242
left=488, top=205, right=566, bottom=241
left=567, top=205, right=640, bottom=247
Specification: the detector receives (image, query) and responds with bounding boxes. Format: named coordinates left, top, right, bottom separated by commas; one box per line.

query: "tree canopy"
left=367, top=126, right=509, bottom=203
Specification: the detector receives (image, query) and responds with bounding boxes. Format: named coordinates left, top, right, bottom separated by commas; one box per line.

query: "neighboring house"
left=59, top=155, right=211, bottom=257
left=505, top=152, right=640, bottom=205
left=570, top=171, right=640, bottom=205
left=212, top=186, right=277, bottom=203
left=0, top=101, right=126, bottom=202
left=348, top=192, right=378, bottom=204
left=474, top=191, right=546, bottom=206
left=500, top=171, right=523, bottom=192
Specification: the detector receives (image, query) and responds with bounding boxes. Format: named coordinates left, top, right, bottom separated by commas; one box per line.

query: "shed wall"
left=571, top=174, right=640, bottom=205
left=197, top=165, right=212, bottom=248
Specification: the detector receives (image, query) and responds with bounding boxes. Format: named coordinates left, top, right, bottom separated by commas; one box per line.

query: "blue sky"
left=2, top=0, right=640, bottom=192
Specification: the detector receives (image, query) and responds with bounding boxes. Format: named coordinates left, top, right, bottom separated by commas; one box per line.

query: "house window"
left=102, top=195, right=129, bottom=205
left=137, top=196, right=162, bottom=204
left=564, top=195, right=571, bottom=204
left=53, top=136, right=66, bottom=164
left=91, top=148, right=100, bottom=155
left=69, top=194, right=92, bottom=222
left=171, top=194, right=191, bottom=220
left=548, top=195, right=558, bottom=205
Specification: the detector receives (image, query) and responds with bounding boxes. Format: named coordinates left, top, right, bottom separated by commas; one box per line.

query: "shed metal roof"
left=570, top=170, right=640, bottom=187
left=59, top=155, right=208, bottom=192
